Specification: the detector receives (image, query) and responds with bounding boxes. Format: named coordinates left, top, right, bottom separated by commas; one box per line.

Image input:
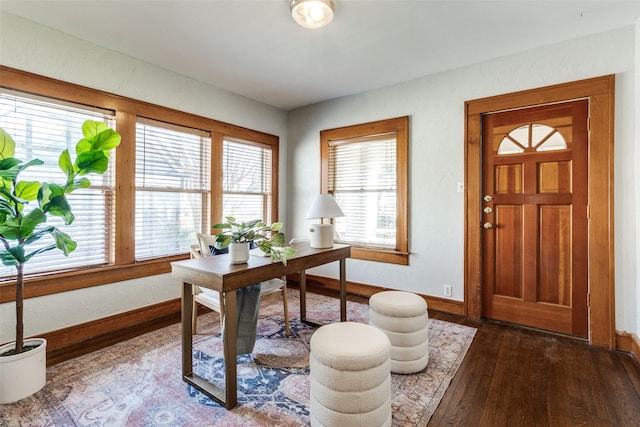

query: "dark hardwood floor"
left=428, top=310, right=640, bottom=427
left=49, top=289, right=640, bottom=426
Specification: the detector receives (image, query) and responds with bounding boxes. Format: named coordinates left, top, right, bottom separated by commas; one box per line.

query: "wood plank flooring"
left=48, top=290, right=640, bottom=426
left=428, top=311, right=640, bottom=427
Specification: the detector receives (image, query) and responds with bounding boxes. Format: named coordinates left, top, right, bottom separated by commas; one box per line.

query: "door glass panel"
left=538, top=161, right=571, bottom=193
left=497, top=123, right=567, bottom=154
left=495, top=164, right=522, bottom=193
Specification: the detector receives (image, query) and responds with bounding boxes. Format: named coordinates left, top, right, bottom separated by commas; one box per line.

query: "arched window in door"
left=497, top=123, right=567, bottom=154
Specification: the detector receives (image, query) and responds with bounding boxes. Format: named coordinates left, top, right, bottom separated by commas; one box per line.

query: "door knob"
left=483, top=222, right=494, bottom=229
left=483, top=207, right=493, bottom=214
left=483, top=195, right=492, bottom=202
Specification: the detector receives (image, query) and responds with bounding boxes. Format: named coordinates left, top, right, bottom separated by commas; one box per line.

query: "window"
left=321, top=116, right=409, bottom=265
left=0, top=89, right=116, bottom=276
left=0, top=66, right=279, bottom=301
left=222, top=138, right=273, bottom=223
left=135, top=118, right=210, bottom=260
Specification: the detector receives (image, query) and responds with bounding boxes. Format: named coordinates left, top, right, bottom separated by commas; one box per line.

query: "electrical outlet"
left=444, top=285, right=452, bottom=297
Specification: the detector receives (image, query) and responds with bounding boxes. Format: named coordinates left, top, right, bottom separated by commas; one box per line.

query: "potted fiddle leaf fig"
left=0, top=120, right=121, bottom=404
left=212, top=216, right=297, bottom=265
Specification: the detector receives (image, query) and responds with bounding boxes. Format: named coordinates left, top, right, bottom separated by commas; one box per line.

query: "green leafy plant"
left=212, top=216, right=297, bottom=264
left=0, top=121, right=121, bottom=356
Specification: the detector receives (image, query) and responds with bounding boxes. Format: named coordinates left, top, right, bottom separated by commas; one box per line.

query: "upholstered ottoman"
left=309, top=322, right=392, bottom=427
left=369, top=291, right=429, bottom=374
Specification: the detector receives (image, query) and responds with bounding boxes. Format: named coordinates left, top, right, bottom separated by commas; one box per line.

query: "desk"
left=171, top=243, right=351, bottom=409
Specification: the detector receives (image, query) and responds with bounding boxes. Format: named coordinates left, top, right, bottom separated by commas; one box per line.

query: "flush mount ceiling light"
left=290, top=0, right=335, bottom=29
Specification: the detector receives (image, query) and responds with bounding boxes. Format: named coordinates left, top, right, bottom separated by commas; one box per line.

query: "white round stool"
left=369, top=291, right=429, bottom=374
left=309, top=322, right=392, bottom=427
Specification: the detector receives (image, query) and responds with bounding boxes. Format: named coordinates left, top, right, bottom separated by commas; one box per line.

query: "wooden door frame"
left=464, top=75, right=615, bottom=349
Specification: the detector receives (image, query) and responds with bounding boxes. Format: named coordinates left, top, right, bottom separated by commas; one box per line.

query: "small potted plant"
left=0, top=120, right=121, bottom=403
left=212, top=216, right=297, bottom=264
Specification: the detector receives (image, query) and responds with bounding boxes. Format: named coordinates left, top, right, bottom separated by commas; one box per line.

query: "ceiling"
left=2, top=1, right=639, bottom=110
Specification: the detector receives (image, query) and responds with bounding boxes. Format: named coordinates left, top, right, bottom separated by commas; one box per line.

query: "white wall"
left=0, top=13, right=289, bottom=343
left=1, top=13, right=637, bottom=342
left=287, top=25, right=639, bottom=335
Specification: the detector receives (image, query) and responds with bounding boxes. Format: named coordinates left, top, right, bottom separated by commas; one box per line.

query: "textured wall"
left=0, top=13, right=289, bottom=342
left=287, top=26, right=639, bottom=334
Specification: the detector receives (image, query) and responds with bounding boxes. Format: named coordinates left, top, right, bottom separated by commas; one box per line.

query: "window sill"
left=0, top=254, right=189, bottom=303
left=349, top=246, right=409, bottom=265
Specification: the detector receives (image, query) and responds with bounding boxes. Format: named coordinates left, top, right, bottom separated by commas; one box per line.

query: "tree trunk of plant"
left=15, top=263, right=24, bottom=354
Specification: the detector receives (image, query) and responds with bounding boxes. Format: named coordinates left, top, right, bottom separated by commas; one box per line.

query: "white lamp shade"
left=290, top=0, right=335, bottom=29
left=305, top=194, right=345, bottom=220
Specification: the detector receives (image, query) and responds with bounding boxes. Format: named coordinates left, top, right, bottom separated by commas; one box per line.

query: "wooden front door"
left=481, top=100, right=588, bottom=337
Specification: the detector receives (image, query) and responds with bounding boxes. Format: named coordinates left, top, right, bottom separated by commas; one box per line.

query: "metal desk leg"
left=182, top=282, right=193, bottom=378
left=299, top=269, right=307, bottom=323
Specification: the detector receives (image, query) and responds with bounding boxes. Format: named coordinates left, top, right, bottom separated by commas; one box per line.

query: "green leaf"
left=0, top=248, right=20, bottom=266
left=0, top=128, right=16, bottom=159
left=15, top=181, right=41, bottom=201
left=43, top=195, right=74, bottom=225
left=82, top=120, right=108, bottom=139
left=51, top=228, right=76, bottom=256
left=38, top=182, right=65, bottom=206
left=0, top=217, right=21, bottom=239
left=20, top=208, right=46, bottom=239
left=0, top=157, right=23, bottom=180
left=270, top=232, right=286, bottom=247
left=212, top=223, right=232, bottom=230
left=90, top=129, right=121, bottom=151
left=23, top=225, right=55, bottom=245
left=58, top=149, right=73, bottom=178
left=269, top=222, right=284, bottom=232
left=25, top=243, right=56, bottom=262
left=76, top=138, right=92, bottom=155
left=215, top=234, right=232, bottom=249
left=70, top=177, right=91, bottom=191
left=75, top=151, right=108, bottom=175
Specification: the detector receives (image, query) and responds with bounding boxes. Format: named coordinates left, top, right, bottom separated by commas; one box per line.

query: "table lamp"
left=305, top=194, right=345, bottom=248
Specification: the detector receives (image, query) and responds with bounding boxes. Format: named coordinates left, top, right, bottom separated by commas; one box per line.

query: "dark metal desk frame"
left=171, top=244, right=351, bottom=409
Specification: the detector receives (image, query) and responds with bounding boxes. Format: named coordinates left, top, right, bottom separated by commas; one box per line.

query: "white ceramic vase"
left=229, top=242, right=250, bottom=264
left=0, top=338, right=47, bottom=404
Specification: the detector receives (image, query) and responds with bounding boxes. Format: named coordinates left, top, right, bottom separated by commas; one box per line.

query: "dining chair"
left=190, top=233, right=291, bottom=336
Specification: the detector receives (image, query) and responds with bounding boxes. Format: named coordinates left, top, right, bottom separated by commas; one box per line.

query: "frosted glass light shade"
left=305, top=194, right=345, bottom=220
left=291, top=0, right=335, bottom=29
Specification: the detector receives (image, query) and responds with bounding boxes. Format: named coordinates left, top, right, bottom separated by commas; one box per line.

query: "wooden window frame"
left=0, top=66, right=279, bottom=303
left=320, top=116, right=409, bottom=265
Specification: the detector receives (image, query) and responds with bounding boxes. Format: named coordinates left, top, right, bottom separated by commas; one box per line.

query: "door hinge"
left=587, top=205, right=590, bottom=219
left=587, top=117, right=591, bottom=132
left=587, top=292, right=591, bottom=307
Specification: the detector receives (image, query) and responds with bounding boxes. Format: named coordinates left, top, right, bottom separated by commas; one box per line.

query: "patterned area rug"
left=0, top=290, right=476, bottom=426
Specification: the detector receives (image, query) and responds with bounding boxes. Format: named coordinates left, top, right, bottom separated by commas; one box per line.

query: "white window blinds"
left=222, top=139, right=272, bottom=223
left=329, top=134, right=397, bottom=248
left=0, top=89, right=116, bottom=277
left=135, top=118, right=210, bottom=260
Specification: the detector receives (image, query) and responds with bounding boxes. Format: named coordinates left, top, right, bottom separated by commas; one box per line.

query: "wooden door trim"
left=464, top=75, right=615, bottom=348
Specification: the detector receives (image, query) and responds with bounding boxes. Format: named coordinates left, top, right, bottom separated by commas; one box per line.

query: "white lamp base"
left=309, top=224, right=334, bottom=248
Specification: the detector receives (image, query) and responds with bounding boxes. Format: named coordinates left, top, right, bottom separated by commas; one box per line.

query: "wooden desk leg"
left=182, top=282, right=194, bottom=377
left=340, top=258, right=347, bottom=322
left=222, top=290, right=238, bottom=408
left=181, top=283, right=238, bottom=409
left=299, top=269, right=307, bottom=323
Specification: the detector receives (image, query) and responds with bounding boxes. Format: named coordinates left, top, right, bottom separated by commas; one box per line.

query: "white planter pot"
left=0, top=338, right=47, bottom=404
left=229, top=242, right=250, bottom=264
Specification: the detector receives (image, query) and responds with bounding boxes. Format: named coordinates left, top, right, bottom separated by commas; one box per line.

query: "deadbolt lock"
left=483, top=195, right=492, bottom=202
left=483, top=222, right=494, bottom=229
left=484, top=207, right=493, bottom=214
